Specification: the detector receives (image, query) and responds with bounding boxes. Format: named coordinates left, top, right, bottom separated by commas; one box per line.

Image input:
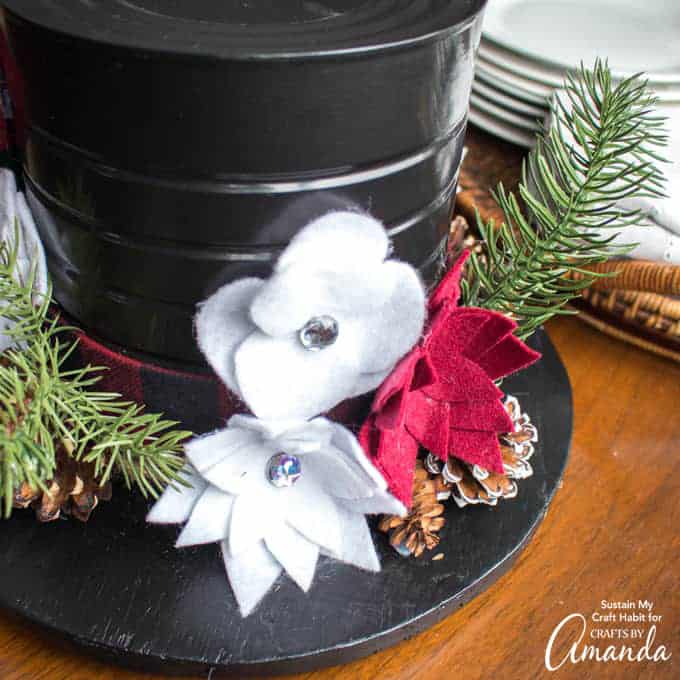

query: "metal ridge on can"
left=2, top=0, right=487, bottom=59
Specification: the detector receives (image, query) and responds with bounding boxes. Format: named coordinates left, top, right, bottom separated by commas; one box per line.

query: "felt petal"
left=323, top=265, right=416, bottom=316
left=195, top=278, right=263, bottom=392
left=372, top=350, right=416, bottom=428
left=350, top=368, right=392, bottom=399
left=427, top=308, right=497, bottom=361
left=185, top=427, right=260, bottom=473
left=330, top=421, right=388, bottom=490
left=265, top=524, right=319, bottom=592
left=474, top=334, right=541, bottom=380
left=235, top=327, right=362, bottom=420
left=276, top=211, right=390, bottom=272
left=355, top=261, right=426, bottom=375
left=449, top=429, right=505, bottom=473
left=304, top=445, right=376, bottom=500
left=428, top=250, right=469, bottom=316
left=146, top=466, right=207, bottom=525
left=448, top=400, right=514, bottom=433
left=372, top=353, right=414, bottom=416
left=325, top=505, right=381, bottom=572
left=251, top=264, right=401, bottom=339
left=275, top=418, right=335, bottom=454
left=461, top=311, right=518, bottom=362
left=428, top=307, right=535, bottom=382
left=203, top=446, right=276, bottom=496
left=422, top=355, right=504, bottom=403
left=227, top=414, right=311, bottom=440
left=360, top=418, right=420, bottom=508
left=373, top=349, right=438, bottom=429
left=410, top=351, right=439, bottom=391
left=337, top=490, right=406, bottom=517
left=229, top=490, right=284, bottom=557
left=175, top=486, right=234, bottom=548
left=286, top=482, right=342, bottom=556
left=404, top=395, right=450, bottom=460
left=221, top=539, right=282, bottom=617
left=200, top=440, right=274, bottom=496
left=249, top=267, right=325, bottom=337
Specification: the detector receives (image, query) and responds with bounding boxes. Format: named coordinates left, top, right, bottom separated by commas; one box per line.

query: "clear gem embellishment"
left=298, top=315, right=339, bottom=351
left=267, top=453, right=302, bottom=488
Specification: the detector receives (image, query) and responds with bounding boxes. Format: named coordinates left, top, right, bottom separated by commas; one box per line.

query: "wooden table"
left=1, top=128, right=678, bottom=680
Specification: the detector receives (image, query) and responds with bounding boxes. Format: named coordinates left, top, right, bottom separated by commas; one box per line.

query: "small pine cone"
left=448, top=215, right=470, bottom=262
left=443, top=458, right=518, bottom=508
left=429, top=395, right=538, bottom=509
left=500, top=395, right=538, bottom=479
left=379, top=460, right=446, bottom=559
left=13, top=444, right=113, bottom=523
left=13, top=482, right=42, bottom=509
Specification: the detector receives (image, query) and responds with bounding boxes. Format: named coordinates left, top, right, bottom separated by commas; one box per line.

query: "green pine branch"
left=0, top=235, right=190, bottom=518
left=460, top=60, right=668, bottom=339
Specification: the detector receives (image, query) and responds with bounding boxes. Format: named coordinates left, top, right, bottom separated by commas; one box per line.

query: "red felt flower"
left=360, top=251, right=541, bottom=507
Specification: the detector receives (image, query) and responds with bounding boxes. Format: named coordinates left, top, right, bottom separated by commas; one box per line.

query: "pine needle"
left=460, top=60, right=668, bottom=339
left=0, top=234, right=190, bottom=518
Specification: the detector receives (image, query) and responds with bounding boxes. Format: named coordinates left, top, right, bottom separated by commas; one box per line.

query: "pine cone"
left=427, top=395, right=538, bottom=508
left=13, top=443, right=112, bottom=522
left=448, top=215, right=470, bottom=261
left=379, top=460, right=447, bottom=558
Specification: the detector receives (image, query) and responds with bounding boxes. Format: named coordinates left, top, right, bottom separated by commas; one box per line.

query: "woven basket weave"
left=574, top=262, right=680, bottom=362
left=573, top=261, right=680, bottom=296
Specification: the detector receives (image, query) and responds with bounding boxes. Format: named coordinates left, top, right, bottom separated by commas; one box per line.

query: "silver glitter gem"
left=266, top=452, right=302, bottom=488
left=298, top=315, right=339, bottom=351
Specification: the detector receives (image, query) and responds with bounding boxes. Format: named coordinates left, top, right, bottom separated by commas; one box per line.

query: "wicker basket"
left=571, top=261, right=680, bottom=362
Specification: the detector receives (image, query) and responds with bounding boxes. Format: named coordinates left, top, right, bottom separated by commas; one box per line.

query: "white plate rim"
left=472, top=78, right=548, bottom=117
left=479, top=39, right=680, bottom=96
left=470, top=92, right=543, bottom=131
left=477, top=51, right=680, bottom=104
left=482, top=0, right=680, bottom=85
left=474, top=65, right=549, bottom=106
left=477, top=57, right=553, bottom=98
left=468, top=107, right=536, bottom=148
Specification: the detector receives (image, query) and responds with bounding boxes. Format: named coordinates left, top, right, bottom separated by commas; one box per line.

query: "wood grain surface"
left=1, top=127, right=678, bottom=679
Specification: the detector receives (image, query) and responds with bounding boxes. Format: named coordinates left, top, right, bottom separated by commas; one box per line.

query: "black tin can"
left=1, top=0, right=486, bottom=363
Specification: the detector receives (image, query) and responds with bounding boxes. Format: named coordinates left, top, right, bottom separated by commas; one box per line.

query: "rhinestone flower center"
left=298, top=315, right=339, bottom=351
left=266, top=452, right=302, bottom=488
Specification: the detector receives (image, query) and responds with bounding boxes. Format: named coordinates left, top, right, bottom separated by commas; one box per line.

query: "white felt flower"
left=195, top=211, right=426, bottom=420
left=148, top=415, right=404, bottom=616
left=0, top=169, right=48, bottom=352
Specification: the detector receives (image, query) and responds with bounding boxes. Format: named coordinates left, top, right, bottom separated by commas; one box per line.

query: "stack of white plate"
left=472, top=0, right=680, bottom=148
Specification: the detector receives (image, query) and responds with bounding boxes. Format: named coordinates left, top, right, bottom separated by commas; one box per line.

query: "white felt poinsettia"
left=148, top=415, right=405, bottom=616
left=195, top=211, right=426, bottom=420
left=150, top=211, right=425, bottom=615
left=0, top=169, right=48, bottom=352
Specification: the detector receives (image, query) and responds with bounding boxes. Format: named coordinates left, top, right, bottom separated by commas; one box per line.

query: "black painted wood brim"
left=0, top=329, right=572, bottom=676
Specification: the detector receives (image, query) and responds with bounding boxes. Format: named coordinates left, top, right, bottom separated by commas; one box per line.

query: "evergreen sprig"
left=461, top=60, right=667, bottom=339
left=0, top=236, right=190, bottom=517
